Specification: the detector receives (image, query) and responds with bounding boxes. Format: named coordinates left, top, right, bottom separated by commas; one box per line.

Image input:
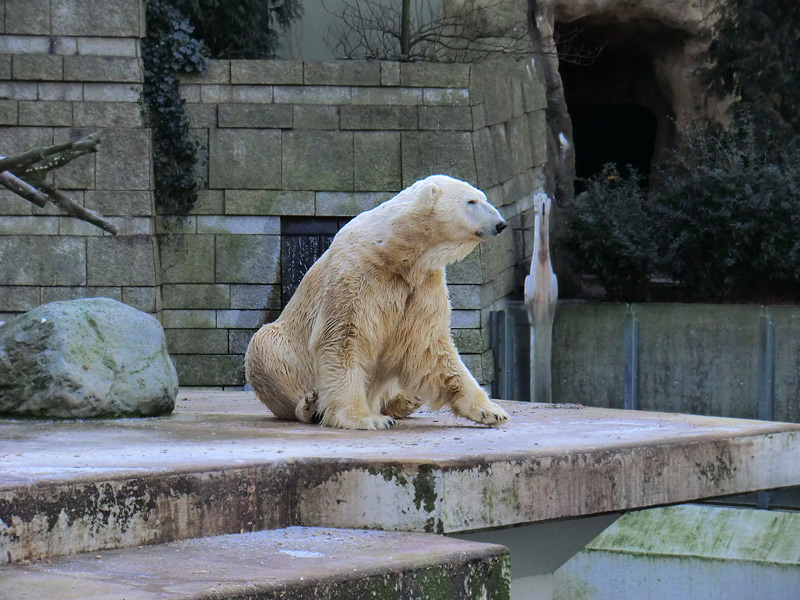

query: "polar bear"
left=245, top=174, right=510, bottom=430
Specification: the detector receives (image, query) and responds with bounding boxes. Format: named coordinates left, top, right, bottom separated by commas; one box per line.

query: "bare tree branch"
left=553, top=24, right=606, bottom=66
left=324, top=0, right=531, bottom=63
left=38, top=182, right=118, bottom=236
left=0, top=133, right=100, bottom=174
left=1, top=132, right=117, bottom=235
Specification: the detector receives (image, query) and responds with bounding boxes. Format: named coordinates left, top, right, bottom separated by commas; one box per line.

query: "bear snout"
left=477, top=219, right=507, bottom=239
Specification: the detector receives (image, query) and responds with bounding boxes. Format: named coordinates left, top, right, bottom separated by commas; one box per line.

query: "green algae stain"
left=411, top=566, right=454, bottom=599
left=465, top=554, right=512, bottom=600
left=377, top=464, right=409, bottom=487
left=325, top=572, right=398, bottom=600
left=413, top=464, right=437, bottom=514
left=423, top=516, right=444, bottom=534
left=490, top=555, right=513, bottom=600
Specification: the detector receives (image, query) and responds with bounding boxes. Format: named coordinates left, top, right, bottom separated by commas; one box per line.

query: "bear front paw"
left=456, top=399, right=509, bottom=426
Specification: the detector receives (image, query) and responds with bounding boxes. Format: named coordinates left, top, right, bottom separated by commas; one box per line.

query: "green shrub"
left=173, top=0, right=302, bottom=59
left=652, top=120, right=800, bottom=301
left=560, top=122, right=800, bottom=302
left=560, top=165, right=657, bottom=301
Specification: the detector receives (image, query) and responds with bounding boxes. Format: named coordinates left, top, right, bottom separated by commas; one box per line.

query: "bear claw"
left=458, top=400, right=509, bottom=426
left=383, top=393, right=424, bottom=419
left=326, top=413, right=397, bottom=430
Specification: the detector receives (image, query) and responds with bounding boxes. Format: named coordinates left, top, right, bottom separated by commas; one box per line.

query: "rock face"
left=0, top=298, right=178, bottom=418
left=458, top=0, right=721, bottom=182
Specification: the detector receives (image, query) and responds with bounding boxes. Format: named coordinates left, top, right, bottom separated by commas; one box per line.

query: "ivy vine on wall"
left=142, top=0, right=210, bottom=216
left=142, top=0, right=302, bottom=216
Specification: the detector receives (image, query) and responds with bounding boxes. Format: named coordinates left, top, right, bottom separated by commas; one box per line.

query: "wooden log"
left=39, top=183, right=118, bottom=236
left=0, top=171, right=49, bottom=207
left=0, top=133, right=101, bottom=174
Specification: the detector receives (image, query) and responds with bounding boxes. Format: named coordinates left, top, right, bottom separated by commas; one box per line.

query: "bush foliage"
left=560, top=166, right=656, bottom=301
left=651, top=121, right=800, bottom=301
left=702, top=0, right=799, bottom=151
left=173, top=0, right=302, bottom=59
left=562, top=1, right=800, bottom=303
left=561, top=122, right=800, bottom=302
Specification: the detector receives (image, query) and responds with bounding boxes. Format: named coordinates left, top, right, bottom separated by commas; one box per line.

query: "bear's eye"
left=467, top=199, right=477, bottom=205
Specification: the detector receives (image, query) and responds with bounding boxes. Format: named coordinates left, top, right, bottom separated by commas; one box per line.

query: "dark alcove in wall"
left=556, top=18, right=689, bottom=189
left=570, top=103, right=657, bottom=184
left=280, top=217, right=350, bottom=307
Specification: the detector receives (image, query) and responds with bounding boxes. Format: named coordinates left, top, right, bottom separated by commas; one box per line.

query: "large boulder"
left=0, top=298, right=178, bottom=418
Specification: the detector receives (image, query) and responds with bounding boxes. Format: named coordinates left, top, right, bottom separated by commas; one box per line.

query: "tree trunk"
left=527, top=0, right=574, bottom=205
left=400, top=0, right=411, bottom=59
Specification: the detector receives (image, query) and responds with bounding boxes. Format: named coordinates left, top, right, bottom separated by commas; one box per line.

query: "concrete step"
left=3, top=391, right=800, bottom=565
left=0, top=527, right=510, bottom=600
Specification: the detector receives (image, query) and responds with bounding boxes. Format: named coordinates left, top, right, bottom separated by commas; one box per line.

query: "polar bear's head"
left=408, top=174, right=507, bottom=269
left=418, top=174, right=507, bottom=241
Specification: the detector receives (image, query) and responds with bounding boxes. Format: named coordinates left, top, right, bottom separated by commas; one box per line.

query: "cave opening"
left=556, top=18, right=689, bottom=190
left=571, top=103, right=657, bottom=185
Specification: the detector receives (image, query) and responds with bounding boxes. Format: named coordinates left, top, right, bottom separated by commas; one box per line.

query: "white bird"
left=524, top=192, right=558, bottom=403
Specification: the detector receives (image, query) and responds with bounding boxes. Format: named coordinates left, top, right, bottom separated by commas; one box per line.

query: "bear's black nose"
left=495, top=221, right=507, bottom=234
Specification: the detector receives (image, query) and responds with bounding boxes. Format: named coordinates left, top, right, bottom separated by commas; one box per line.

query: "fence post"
left=491, top=310, right=515, bottom=400
left=624, top=305, right=639, bottom=410
left=757, top=310, right=776, bottom=421
left=757, top=309, right=776, bottom=509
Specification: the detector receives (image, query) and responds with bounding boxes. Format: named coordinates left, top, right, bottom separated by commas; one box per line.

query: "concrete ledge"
left=555, top=505, right=800, bottom=599
left=552, top=302, right=800, bottom=422
left=2, top=392, right=800, bottom=563
left=0, top=527, right=510, bottom=600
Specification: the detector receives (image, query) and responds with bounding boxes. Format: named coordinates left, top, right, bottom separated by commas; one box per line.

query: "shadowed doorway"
left=571, top=103, right=658, bottom=186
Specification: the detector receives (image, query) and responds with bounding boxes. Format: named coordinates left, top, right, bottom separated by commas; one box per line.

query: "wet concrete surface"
left=0, top=527, right=509, bottom=599
left=2, top=391, right=797, bottom=486
left=2, top=392, right=800, bottom=562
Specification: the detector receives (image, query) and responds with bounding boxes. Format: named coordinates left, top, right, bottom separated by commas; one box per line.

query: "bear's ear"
left=418, top=181, right=443, bottom=205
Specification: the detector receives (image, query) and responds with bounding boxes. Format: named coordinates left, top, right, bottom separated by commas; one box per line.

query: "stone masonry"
left=0, top=0, right=157, bottom=320
left=0, top=0, right=548, bottom=389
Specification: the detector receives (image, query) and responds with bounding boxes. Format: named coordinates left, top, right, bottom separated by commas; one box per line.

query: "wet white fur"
left=245, top=175, right=509, bottom=430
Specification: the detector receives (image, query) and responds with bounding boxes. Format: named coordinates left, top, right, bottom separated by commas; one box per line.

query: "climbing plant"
left=142, top=0, right=209, bottom=216
left=142, top=0, right=302, bottom=216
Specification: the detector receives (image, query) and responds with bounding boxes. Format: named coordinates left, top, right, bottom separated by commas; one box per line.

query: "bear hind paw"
left=295, top=391, right=321, bottom=424
left=383, top=393, right=424, bottom=419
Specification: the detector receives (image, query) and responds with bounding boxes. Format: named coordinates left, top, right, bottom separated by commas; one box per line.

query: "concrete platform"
left=554, top=504, right=800, bottom=600
left=0, top=527, right=509, bottom=599
left=3, top=391, right=800, bottom=565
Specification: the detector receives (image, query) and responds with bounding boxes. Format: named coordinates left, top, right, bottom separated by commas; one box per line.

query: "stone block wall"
left=169, top=58, right=547, bottom=387
left=0, top=0, right=548, bottom=389
left=0, top=0, right=158, bottom=321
